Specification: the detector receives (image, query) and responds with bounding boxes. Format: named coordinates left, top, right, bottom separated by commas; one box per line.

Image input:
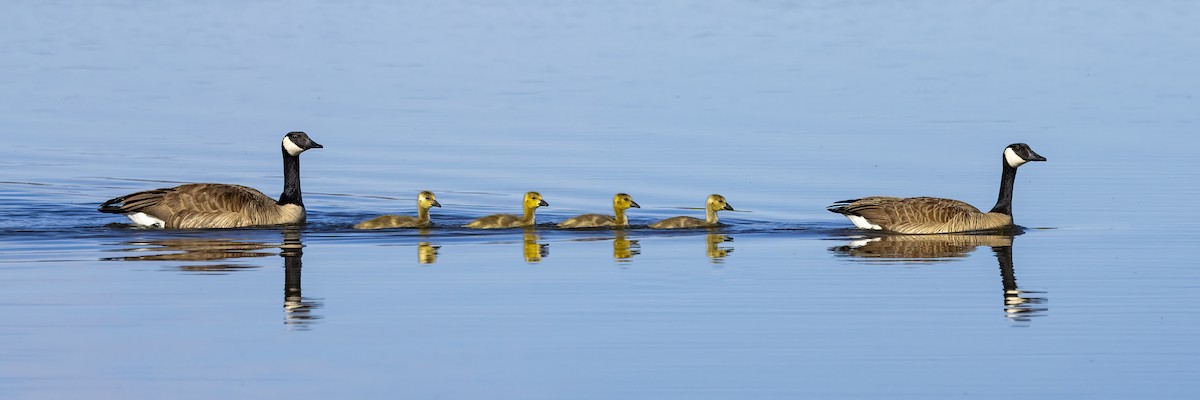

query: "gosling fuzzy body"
left=558, top=193, right=640, bottom=228
left=648, top=194, right=733, bottom=229
left=466, top=192, right=548, bottom=229
left=354, top=191, right=442, bottom=229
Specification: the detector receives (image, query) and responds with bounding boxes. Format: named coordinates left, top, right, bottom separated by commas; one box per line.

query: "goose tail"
left=826, top=199, right=860, bottom=215
left=97, top=195, right=130, bottom=214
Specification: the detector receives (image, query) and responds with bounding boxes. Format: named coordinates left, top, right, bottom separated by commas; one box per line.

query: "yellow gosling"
left=647, top=194, right=734, bottom=229
left=558, top=193, right=641, bottom=228
left=466, top=192, right=548, bottom=229
left=354, top=191, right=441, bottom=229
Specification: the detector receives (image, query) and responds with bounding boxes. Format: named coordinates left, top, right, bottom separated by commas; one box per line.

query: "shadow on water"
left=830, top=233, right=1047, bottom=324
left=99, top=228, right=324, bottom=330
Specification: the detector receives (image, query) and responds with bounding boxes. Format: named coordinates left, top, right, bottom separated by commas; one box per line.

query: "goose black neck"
left=278, top=150, right=304, bottom=206
left=989, top=157, right=1018, bottom=215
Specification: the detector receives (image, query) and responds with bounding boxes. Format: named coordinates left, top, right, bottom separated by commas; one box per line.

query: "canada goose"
left=354, top=191, right=441, bottom=229
left=97, top=131, right=323, bottom=229
left=558, top=193, right=641, bottom=228
left=647, top=194, right=734, bottom=229
left=465, top=192, right=548, bottom=229
left=827, top=143, right=1046, bottom=234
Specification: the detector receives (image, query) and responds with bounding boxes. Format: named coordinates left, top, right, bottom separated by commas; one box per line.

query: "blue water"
left=2, top=1, right=1199, bottom=398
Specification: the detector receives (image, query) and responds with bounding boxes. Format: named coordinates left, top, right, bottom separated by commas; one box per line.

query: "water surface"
left=2, top=1, right=1198, bottom=399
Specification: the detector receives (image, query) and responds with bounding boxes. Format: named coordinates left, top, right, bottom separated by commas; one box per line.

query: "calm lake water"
left=2, top=1, right=1199, bottom=398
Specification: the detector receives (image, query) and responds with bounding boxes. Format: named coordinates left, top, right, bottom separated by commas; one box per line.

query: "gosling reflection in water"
left=831, top=234, right=1046, bottom=322
left=417, top=242, right=440, bottom=264
left=613, top=231, right=641, bottom=263
left=706, top=233, right=734, bottom=263
left=523, top=229, right=549, bottom=263
left=281, top=231, right=322, bottom=330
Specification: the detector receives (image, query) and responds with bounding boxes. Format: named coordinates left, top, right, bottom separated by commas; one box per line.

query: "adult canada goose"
left=354, top=191, right=441, bottom=229
left=465, top=192, right=548, bottom=229
left=827, top=143, right=1046, bottom=234
left=97, top=131, right=323, bottom=229
left=647, top=194, right=734, bottom=229
left=558, top=193, right=640, bottom=228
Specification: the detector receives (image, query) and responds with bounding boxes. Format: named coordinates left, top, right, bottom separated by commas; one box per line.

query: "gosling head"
left=524, top=192, right=549, bottom=209
left=282, top=131, right=323, bottom=156
left=706, top=194, right=734, bottom=212
left=1003, top=143, right=1047, bottom=168
left=418, top=191, right=441, bottom=209
left=613, top=193, right=641, bottom=210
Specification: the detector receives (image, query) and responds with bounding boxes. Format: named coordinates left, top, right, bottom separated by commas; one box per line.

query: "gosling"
left=647, top=194, right=734, bottom=229
left=465, top=192, right=549, bottom=229
left=558, top=193, right=640, bottom=229
left=354, top=191, right=441, bottom=229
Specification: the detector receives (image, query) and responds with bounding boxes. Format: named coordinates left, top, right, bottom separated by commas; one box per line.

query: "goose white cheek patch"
left=283, top=137, right=306, bottom=156
left=1004, top=147, right=1028, bottom=168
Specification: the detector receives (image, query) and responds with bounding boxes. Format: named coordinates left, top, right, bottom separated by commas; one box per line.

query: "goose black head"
left=283, top=131, right=324, bottom=156
left=1004, top=143, right=1046, bottom=168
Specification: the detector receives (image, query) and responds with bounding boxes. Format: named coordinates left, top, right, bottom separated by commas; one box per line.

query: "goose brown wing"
left=156, top=184, right=276, bottom=215
left=843, top=196, right=981, bottom=227
left=98, top=188, right=171, bottom=213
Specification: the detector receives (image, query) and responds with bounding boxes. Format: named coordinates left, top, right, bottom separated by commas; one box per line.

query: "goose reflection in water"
left=613, top=231, right=640, bottom=263
left=831, top=233, right=1046, bottom=322
left=102, top=237, right=277, bottom=272
left=101, top=230, right=323, bottom=329
left=280, top=231, right=322, bottom=330
left=523, top=229, right=549, bottom=263
left=706, top=233, right=734, bottom=263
